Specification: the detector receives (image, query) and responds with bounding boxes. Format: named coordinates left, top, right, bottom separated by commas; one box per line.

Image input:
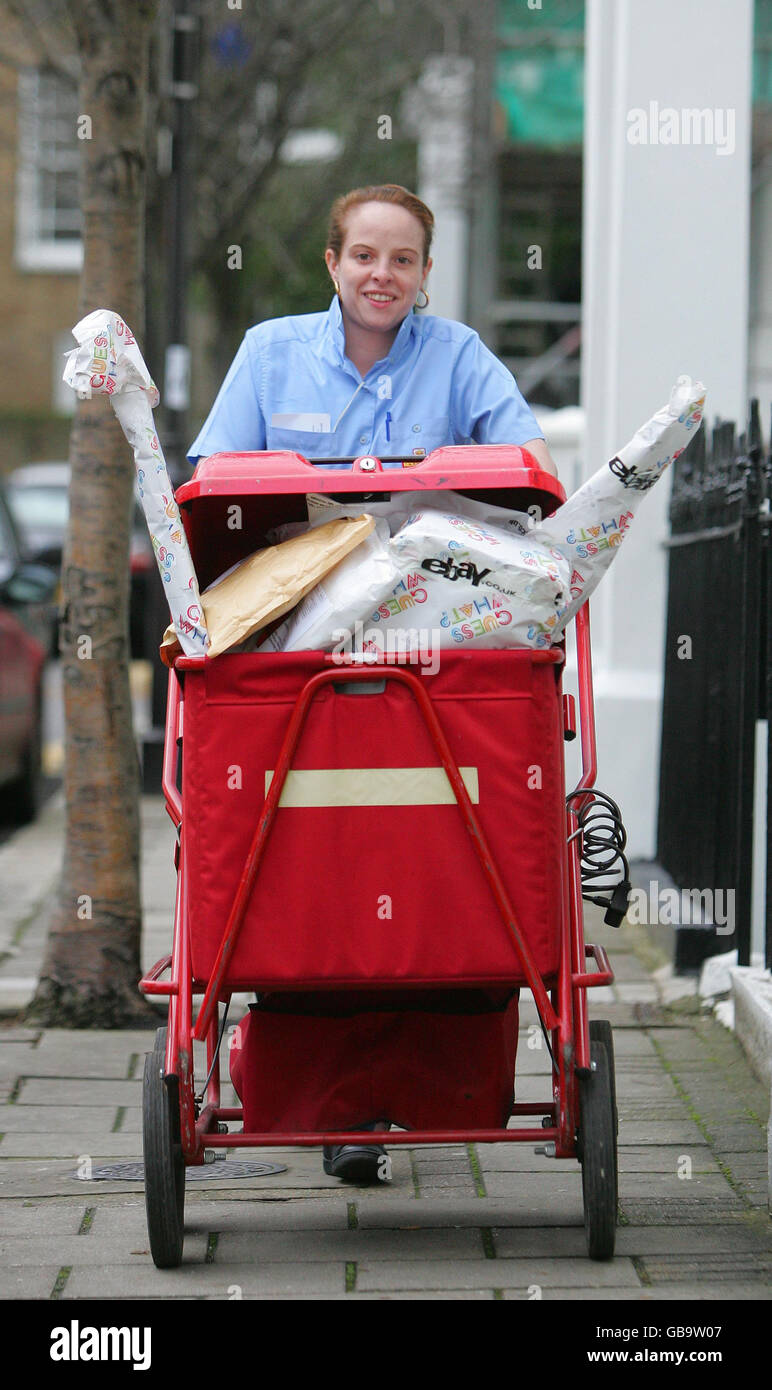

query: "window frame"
left=14, top=66, right=83, bottom=274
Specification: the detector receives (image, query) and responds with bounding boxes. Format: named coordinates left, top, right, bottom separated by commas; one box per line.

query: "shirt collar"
left=323, top=295, right=418, bottom=376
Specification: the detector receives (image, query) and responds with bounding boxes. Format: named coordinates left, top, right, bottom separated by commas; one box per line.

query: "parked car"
left=5, top=462, right=156, bottom=658
left=0, top=483, right=57, bottom=824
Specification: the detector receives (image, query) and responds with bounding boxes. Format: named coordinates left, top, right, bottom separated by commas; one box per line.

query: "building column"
left=579, top=0, right=754, bottom=857
left=409, top=55, right=474, bottom=322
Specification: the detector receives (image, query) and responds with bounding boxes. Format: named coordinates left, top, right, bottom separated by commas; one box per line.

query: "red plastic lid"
left=176, top=445, right=566, bottom=505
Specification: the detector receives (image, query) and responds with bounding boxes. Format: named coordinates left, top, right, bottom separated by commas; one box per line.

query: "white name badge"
left=271, top=412, right=331, bottom=433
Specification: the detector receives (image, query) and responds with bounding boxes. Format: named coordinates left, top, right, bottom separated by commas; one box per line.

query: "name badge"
left=271, top=413, right=331, bottom=433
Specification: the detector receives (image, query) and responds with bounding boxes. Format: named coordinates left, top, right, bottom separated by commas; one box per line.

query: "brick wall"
left=0, top=56, right=79, bottom=463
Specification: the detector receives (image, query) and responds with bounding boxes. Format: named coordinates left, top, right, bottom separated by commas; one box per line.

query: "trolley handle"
left=571, top=602, right=598, bottom=800
left=162, top=668, right=183, bottom=828
left=139, top=954, right=177, bottom=996
left=572, top=942, right=614, bottom=988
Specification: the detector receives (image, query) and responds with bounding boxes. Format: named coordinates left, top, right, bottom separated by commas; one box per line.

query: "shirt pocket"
left=386, top=415, right=452, bottom=458
left=266, top=424, right=344, bottom=460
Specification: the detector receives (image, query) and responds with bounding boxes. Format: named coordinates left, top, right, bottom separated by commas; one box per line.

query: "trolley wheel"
left=143, top=1026, right=185, bottom=1268
left=589, top=1019, right=618, bottom=1137
left=578, top=1038, right=617, bottom=1261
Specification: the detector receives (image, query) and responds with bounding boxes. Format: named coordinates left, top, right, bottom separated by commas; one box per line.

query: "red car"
left=0, top=483, right=56, bottom=823
left=6, top=461, right=156, bottom=658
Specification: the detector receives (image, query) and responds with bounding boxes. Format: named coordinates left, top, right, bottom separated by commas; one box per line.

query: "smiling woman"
left=187, top=184, right=558, bottom=1190
left=323, top=187, right=433, bottom=377
left=188, top=183, right=557, bottom=475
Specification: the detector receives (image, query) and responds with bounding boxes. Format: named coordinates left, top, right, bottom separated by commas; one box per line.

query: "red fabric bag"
left=182, top=648, right=566, bottom=992
left=229, top=992, right=519, bottom=1132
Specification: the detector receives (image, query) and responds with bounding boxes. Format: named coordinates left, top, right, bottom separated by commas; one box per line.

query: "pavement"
left=1, top=789, right=771, bottom=1305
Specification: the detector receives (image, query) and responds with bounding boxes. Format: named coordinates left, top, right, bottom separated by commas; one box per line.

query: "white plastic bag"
left=62, top=309, right=209, bottom=657
left=259, top=521, right=401, bottom=653
left=265, top=375, right=707, bottom=654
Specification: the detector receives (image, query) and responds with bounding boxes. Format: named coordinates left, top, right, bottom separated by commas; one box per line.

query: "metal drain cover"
left=71, top=1160, right=287, bottom=1182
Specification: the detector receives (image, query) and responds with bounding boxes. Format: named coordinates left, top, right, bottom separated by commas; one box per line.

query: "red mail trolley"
left=139, top=446, right=620, bottom=1268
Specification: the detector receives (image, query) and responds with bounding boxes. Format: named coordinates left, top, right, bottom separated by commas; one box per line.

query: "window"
left=15, top=67, right=83, bottom=273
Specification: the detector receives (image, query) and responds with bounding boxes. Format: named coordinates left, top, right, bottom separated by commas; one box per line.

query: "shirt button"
left=359, top=435, right=368, bottom=444
left=412, top=424, right=421, bottom=432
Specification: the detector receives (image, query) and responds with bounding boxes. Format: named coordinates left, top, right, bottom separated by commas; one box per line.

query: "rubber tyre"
left=578, top=1038, right=617, bottom=1261
left=143, top=1026, right=185, bottom=1268
left=589, top=1019, right=618, bottom=1137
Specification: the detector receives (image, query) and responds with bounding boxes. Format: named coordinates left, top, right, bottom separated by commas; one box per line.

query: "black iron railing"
left=657, top=402, right=771, bottom=972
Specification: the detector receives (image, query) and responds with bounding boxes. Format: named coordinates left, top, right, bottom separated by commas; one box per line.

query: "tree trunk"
left=28, top=0, right=159, bottom=1026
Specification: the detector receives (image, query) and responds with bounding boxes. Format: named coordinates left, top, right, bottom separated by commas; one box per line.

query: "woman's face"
left=325, top=202, right=432, bottom=337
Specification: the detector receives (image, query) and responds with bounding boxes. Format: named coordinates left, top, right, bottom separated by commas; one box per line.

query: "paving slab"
left=315, top=1289, right=496, bottom=1300
left=467, top=1179, right=587, bottom=1223
left=600, top=1031, right=660, bottom=1058
left=497, top=1222, right=772, bottom=1259
left=703, top=1121, right=768, bottom=1146
left=502, top=1284, right=772, bottom=1301
left=613, top=1072, right=684, bottom=1097
left=95, top=1198, right=349, bottom=1236
left=638, top=1253, right=772, bottom=1284
left=0, top=1043, right=42, bottom=1077
left=355, top=1196, right=581, bottom=1228
left=620, top=1198, right=750, bottom=1225
left=618, top=1102, right=700, bottom=1120
left=63, top=1260, right=347, bottom=1299
left=13, top=1032, right=152, bottom=1080
left=413, top=1173, right=477, bottom=1192
left=617, top=1146, right=724, bottom=1174
left=0, top=1202, right=90, bottom=1235
left=476, top=1149, right=582, bottom=1176
left=0, top=1105, right=124, bottom=1134
left=614, top=1121, right=710, bottom=1146
left=0, top=1134, right=149, bottom=1158
left=0, top=1231, right=209, bottom=1266
left=214, top=1226, right=484, bottom=1263
left=617, top=1172, right=740, bottom=1199
left=355, top=1256, right=642, bottom=1292
left=0, top=1265, right=63, bottom=1299
left=14, top=1078, right=143, bottom=1107
left=614, top=984, right=661, bottom=1003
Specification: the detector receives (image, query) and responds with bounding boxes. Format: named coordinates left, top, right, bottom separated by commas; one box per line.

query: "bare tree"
left=24, top=0, right=160, bottom=1025
left=189, top=0, right=473, bottom=363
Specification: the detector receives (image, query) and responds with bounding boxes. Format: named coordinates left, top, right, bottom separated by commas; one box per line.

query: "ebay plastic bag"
left=530, top=373, right=706, bottom=644
left=372, top=375, right=706, bottom=650
left=265, top=375, right=706, bottom=655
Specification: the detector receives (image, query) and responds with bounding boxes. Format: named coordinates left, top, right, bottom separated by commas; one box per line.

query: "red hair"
left=326, top=185, right=434, bottom=265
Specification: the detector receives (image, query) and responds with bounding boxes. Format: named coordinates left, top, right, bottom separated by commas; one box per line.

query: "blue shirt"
left=188, top=296, right=543, bottom=470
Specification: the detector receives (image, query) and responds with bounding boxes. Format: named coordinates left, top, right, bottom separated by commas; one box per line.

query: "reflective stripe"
left=265, top=766, right=479, bottom=808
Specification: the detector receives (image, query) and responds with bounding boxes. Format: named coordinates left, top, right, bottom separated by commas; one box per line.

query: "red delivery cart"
left=139, top=445, right=624, bottom=1268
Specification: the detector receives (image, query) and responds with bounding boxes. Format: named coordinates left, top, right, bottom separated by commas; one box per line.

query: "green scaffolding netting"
left=495, top=0, right=772, bottom=150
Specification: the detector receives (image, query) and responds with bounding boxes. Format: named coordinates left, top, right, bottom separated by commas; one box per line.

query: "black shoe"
left=322, top=1142, right=388, bottom=1184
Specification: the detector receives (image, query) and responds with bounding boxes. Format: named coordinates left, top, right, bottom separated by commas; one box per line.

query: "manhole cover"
left=71, top=1160, right=287, bottom=1182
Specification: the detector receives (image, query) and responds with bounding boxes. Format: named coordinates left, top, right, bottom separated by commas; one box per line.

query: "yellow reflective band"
left=264, top=766, right=479, bottom=808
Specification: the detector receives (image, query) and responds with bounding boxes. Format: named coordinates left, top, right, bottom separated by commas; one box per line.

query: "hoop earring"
left=333, top=279, right=341, bottom=297
left=415, top=288, right=429, bottom=309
